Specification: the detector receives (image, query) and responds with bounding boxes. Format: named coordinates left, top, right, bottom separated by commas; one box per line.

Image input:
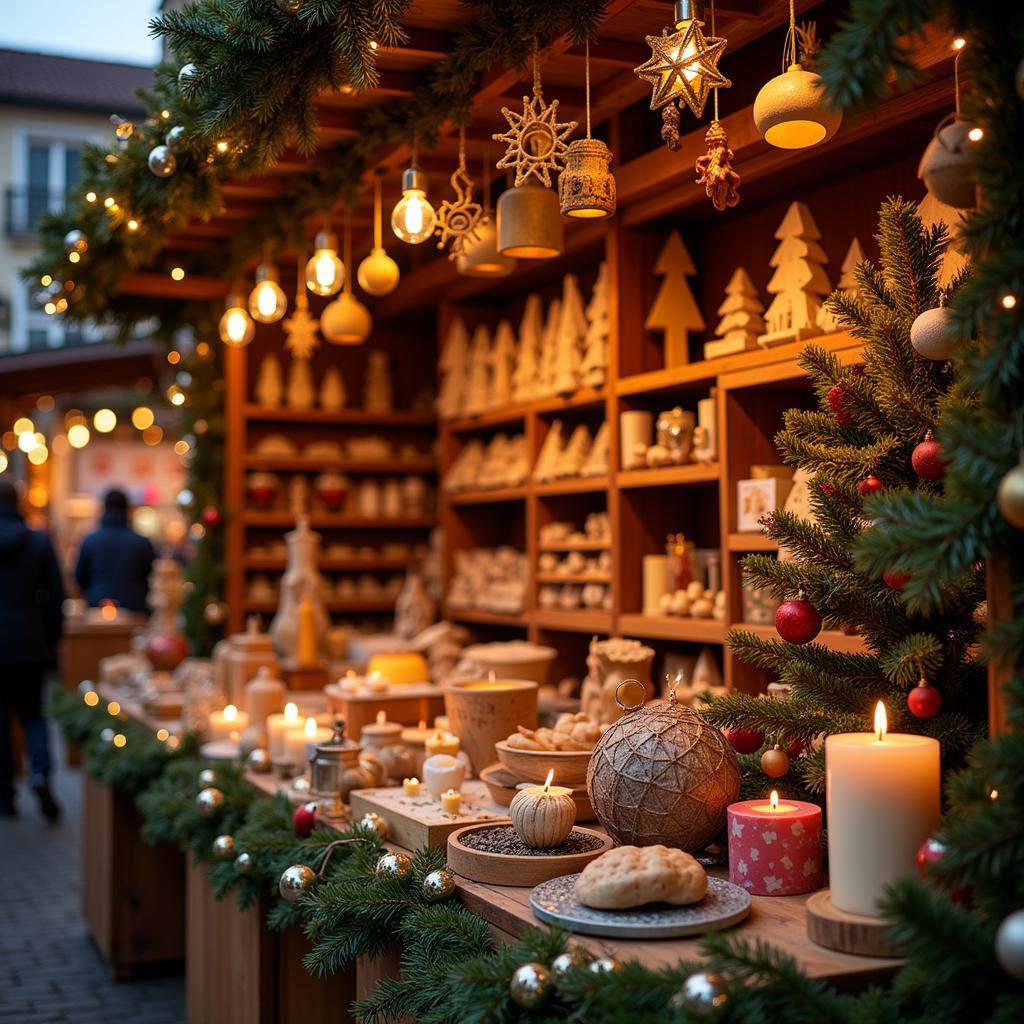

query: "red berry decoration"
left=858, top=475, right=884, bottom=496
left=760, top=747, right=790, bottom=778
left=883, top=570, right=911, bottom=591
left=820, top=482, right=836, bottom=495
left=726, top=727, right=764, bottom=754
left=784, top=738, right=806, bottom=759
left=912, top=435, right=946, bottom=480
left=907, top=683, right=942, bottom=718
left=201, top=505, right=222, bottom=528
left=776, top=598, right=822, bottom=645
left=827, top=384, right=855, bottom=427
left=292, top=801, right=318, bottom=838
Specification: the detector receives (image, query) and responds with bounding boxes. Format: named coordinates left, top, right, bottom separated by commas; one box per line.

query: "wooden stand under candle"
left=509, top=769, right=576, bottom=849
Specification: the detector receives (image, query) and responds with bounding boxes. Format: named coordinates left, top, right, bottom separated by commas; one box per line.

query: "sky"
left=0, top=0, right=161, bottom=65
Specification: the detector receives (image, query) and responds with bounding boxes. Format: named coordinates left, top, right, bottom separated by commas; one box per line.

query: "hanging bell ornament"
left=918, top=114, right=982, bottom=209
left=558, top=138, right=616, bottom=219
left=279, top=864, right=316, bottom=904
left=235, top=851, right=255, bottom=876
left=997, top=457, right=1024, bottom=529
left=508, top=963, right=552, bottom=1009
left=669, top=971, right=730, bottom=1017
left=148, top=145, right=177, bottom=178
left=422, top=868, right=456, bottom=903
left=166, top=126, right=188, bottom=155
left=456, top=216, right=516, bottom=278
left=199, top=767, right=217, bottom=787
left=196, top=786, right=224, bottom=818
left=212, top=834, right=235, bottom=861
left=374, top=851, right=413, bottom=880
left=321, top=291, right=372, bottom=345
left=496, top=182, right=564, bottom=259
left=356, top=812, right=388, bottom=840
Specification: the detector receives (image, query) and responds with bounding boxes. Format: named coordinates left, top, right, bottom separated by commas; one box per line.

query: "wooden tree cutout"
left=512, top=294, right=543, bottom=403
left=705, top=267, right=765, bottom=358
left=818, top=238, right=865, bottom=333
left=645, top=230, right=705, bottom=367
left=580, top=262, right=609, bottom=388
left=437, top=316, right=469, bottom=420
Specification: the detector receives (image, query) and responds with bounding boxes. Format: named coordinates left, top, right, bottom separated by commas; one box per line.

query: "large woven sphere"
left=586, top=698, right=739, bottom=851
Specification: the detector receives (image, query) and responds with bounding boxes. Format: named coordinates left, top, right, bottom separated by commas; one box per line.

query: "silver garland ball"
left=64, top=229, right=88, bottom=255
left=588, top=956, right=621, bottom=975
left=199, top=768, right=217, bottom=787
left=509, top=962, right=552, bottom=1009
left=279, top=864, right=316, bottom=904
left=100, top=727, right=115, bottom=744
left=275, top=0, right=303, bottom=13
left=356, top=812, right=388, bottom=840
left=148, top=145, right=177, bottom=178
left=166, top=125, right=188, bottom=155
left=178, top=62, right=198, bottom=93
left=212, top=834, right=235, bottom=861
left=669, top=972, right=730, bottom=1018
left=235, top=851, right=254, bottom=876
left=196, top=786, right=224, bottom=818
left=247, top=748, right=273, bottom=774
left=374, top=851, right=413, bottom=880
left=422, top=868, right=456, bottom=903
left=995, top=908, right=1024, bottom=981
left=551, top=946, right=593, bottom=980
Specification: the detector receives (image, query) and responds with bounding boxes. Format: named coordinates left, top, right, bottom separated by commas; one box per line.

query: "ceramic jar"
left=225, top=618, right=279, bottom=707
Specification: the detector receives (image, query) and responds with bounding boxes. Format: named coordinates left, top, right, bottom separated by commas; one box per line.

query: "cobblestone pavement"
left=0, top=730, right=185, bottom=1023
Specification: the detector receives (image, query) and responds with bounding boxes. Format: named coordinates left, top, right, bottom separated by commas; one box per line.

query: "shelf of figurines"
left=245, top=406, right=436, bottom=427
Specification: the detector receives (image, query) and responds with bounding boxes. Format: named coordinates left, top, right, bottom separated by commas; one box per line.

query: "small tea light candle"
left=364, top=671, right=389, bottom=693
left=727, top=789, right=823, bottom=896
left=100, top=599, right=119, bottom=621
left=340, top=669, right=362, bottom=692
left=267, top=702, right=299, bottom=760
left=425, top=728, right=460, bottom=758
left=509, top=769, right=576, bottom=849
left=209, top=704, right=250, bottom=743
left=434, top=715, right=451, bottom=732
left=423, top=753, right=466, bottom=798
left=403, top=777, right=421, bottom=796
left=440, top=788, right=461, bottom=815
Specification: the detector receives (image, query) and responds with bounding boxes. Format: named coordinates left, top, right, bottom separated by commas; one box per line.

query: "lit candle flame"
left=376, top=710, right=387, bottom=725
left=224, top=704, right=238, bottom=722
left=770, top=790, right=779, bottom=811
left=304, top=716, right=317, bottom=739
left=284, top=702, right=298, bottom=723
left=543, top=768, right=554, bottom=793
left=874, top=701, right=887, bottom=741
left=433, top=729, right=443, bottom=741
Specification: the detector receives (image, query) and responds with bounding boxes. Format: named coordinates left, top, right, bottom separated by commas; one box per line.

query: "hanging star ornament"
left=283, top=289, right=320, bottom=359
left=435, top=162, right=483, bottom=259
left=493, top=88, right=577, bottom=188
left=634, top=19, right=730, bottom=120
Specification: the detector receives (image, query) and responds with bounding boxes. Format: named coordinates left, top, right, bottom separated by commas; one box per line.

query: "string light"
left=219, top=288, right=255, bottom=346
left=126, top=218, right=140, bottom=232
left=67, top=424, right=91, bottom=448
left=85, top=191, right=97, bottom=203
left=174, top=439, right=190, bottom=455
left=143, top=425, right=164, bottom=445
left=40, top=274, right=52, bottom=286
left=167, top=350, right=181, bottom=364
left=107, top=701, right=121, bottom=716
left=68, top=251, right=81, bottom=264
left=0, top=453, right=7, bottom=473
left=1002, top=294, right=1018, bottom=310
left=156, top=728, right=169, bottom=742
left=18, top=432, right=39, bottom=453
left=27, top=446, right=48, bottom=466
left=113, top=733, right=127, bottom=748
left=161, top=108, right=171, bottom=119
left=171, top=266, right=185, bottom=281
left=391, top=141, right=436, bottom=244
left=93, top=409, right=117, bottom=433
left=103, top=196, right=115, bottom=208
left=14, top=417, right=34, bottom=435
left=83, top=690, right=99, bottom=707
left=952, top=37, right=966, bottom=50
left=132, top=406, right=155, bottom=429
left=968, top=126, right=983, bottom=142
left=43, top=302, right=57, bottom=315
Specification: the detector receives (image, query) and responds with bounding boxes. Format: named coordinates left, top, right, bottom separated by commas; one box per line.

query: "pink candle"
left=727, top=791, right=823, bottom=896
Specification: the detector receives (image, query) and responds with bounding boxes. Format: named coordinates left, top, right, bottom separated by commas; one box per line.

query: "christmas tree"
left=644, top=229, right=704, bottom=367
left=817, top=237, right=864, bottom=332
left=580, top=261, right=609, bottom=388
left=705, top=266, right=765, bottom=358
left=702, top=199, right=986, bottom=806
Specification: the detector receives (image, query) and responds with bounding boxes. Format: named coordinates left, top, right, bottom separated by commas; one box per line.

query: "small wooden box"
left=737, top=477, right=794, bottom=532
left=324, top=682, right=445, bottom=736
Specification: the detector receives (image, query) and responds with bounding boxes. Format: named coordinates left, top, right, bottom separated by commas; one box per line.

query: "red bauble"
left=908, top=684, right=943, bottom=718
left=201, top=505, right=222, bottom=528
left=827, top=384, right=855, bottom=427
left=859, top=475, right=884, bottom=496
left=912, top=438, right=946, bottom=480
left=916, top=836, right=970, bottom=903
left=316, top=488, right=347, bottom=512
left=776, top=598, right=822, bottom=645
left=146, top=632, right=188, bottom=671
left=883, top=570, right=911, bottom=591
left=292, top=801, right=318, bottom=839
left=785, top=738, right=806, bottom=758
left=726, top=727, right=764, bottom=754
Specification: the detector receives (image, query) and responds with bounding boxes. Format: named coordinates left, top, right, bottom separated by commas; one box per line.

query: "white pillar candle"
left=826, top=702, right=940, bottom=916
left=267, top=701, right=300, bottom=760
left=282, top=716, right=330, bottom=770
left=208, top=704, right=250, bottom=742
left=642, top=554, right=670, bottom=615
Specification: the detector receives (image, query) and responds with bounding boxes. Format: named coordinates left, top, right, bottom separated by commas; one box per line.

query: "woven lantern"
left=586, top=685, right=739, bottom=851
left=559, top=138, right=616, bottom=219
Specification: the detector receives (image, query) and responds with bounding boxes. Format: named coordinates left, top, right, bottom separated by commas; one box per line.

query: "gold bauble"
left=374, top=851, right=413, bottom=879
left=279, top=863, right=316, bottom=903
left=456, top=216, right=516, bottom=277
left=496, top=182, right=563, bottom=259
left=196, top=786, right=224, bottom=818
left=997, top=460, right=1024, bottom=529
left=422, top=868, right=456, bottom=903
left=509, top=963, right=551, bottom=1009
left=212, top=834, right=235, bottom=861
left=558, top=138, right=616, bottom=219
left=321, top=291, right=372, bottom=345
left=753, top=64, right=842, bottom=150
left=918, top=117, right=981, bottom=209
left=356, top=247, right=400, bottom=296
left=356, top=811, right=388, bottom=840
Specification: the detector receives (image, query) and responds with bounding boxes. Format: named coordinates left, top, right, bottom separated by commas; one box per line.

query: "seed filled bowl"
left=495, top=741, right=591, bottom=788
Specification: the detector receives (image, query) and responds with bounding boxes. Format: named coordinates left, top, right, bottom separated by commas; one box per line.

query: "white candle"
left=267, top=701, right=300, bottom=760
left=208, top=704, right=250, bottom=742
left=826, top=702, right=940, bottom=916
left=440, top=788, right=461, bottom=814
left=364, top=671, right=390, bottom=693
left=283, top=716, right=331, bottom=769
left=422, top=753, right=466, bottom=798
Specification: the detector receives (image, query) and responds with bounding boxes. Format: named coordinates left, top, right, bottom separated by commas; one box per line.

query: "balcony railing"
left=5, top=186, right=65, bottom=239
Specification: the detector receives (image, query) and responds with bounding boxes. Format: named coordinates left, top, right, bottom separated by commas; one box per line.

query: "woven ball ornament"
left=586, top=688, right=739, bottom=852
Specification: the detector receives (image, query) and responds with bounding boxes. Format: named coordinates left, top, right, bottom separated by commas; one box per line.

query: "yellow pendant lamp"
left=358, top=173, right=401, bottom=295
left=321, top=209, right=372, bottom=345
left=457, top=156, right=517, bottom=277
left=219, top=283, right=255, bottom=347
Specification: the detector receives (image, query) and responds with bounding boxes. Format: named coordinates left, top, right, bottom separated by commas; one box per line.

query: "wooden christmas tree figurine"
left=437, top=316, right=469, bottom=420
left=538, top=296, right=562, bottom=397
left=318, top=366, right=347, bottom=411
left=645, top=230, right=705, bottom=367
left=462, top=323, right=492, bottom=416
left=552, top=274, right=587, bottom=395
left=363, top=350, right=393, bottom=413
left=705, top=267, right=765, bottom=359
left=761, top=201, right=831, bottom=346
left=512, top=294, right=543, bottom=403
left=488, top=319, right=516, bottom=409
left=286, top=354, right=315, bottom=410
left=560, top=423, right=592, bottom=477
left=255, top=353, right=283, bottom=407
left=533, top=420, right=564, bottom=482
left=580, top=261, right=609, bottom=388
left=817, top=238, right=865, bottom=332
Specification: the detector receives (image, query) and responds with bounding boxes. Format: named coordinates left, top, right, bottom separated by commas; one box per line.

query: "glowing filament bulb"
left=224, top=704, right=238, bottom=722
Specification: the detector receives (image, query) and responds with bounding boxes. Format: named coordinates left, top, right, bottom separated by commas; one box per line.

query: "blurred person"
left=0, top=479, right=64, bottom=820
left=75, top=488, right=155, bottom=613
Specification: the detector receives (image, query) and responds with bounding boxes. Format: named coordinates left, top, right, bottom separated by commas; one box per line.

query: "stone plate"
left=530, top=873, right=751, bottom=939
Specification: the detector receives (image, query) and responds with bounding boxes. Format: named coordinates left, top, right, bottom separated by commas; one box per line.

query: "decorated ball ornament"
left=196, top=786, right=224, bottom=818
left=669, top=971, right=730, bottom=1018
left=166, top=125, right=188, bottom=154
left=859, top=474, right=884, bottom=496
left=374, top=851, right=413, bottom=880
left=235, top=851, right=255, bottom=876
left=422, top=868, right=456, bottom=903
left=279, top=864, right=316, bottom=904
left=148, top=145, right=177, bottom=178
left=199, top=767, right=217, bottom=787
left=509, top=962, right=551, bottom=1009
left=146, top=632, right=188, bottom=671
left=212, top=834, right=235, bottom=861
left=247, top=747, right=273, bottom=773
left=586, top=685, right=740, bottom=852
left=827, top=383, right=854, bottom=427
left=292, top=801, right=318, bottom=838
left=916, top=836, right=948, bottom=880
left=883, top=569, right=911, bottom=591
left=64, top=229, right=88, bottom=255
left=775, top=596, right=822, bottom=645
left=911, top=304, right=963, bottom=361
left=760, top=746, right=791, bottom=778
left=588, top=956, right=621, bottom=975
left=550, top=946, right=592, bottom=980
left=356, top=248, right=400, bottom=296
left=201, top=505, right=222, bottom=528
left=178, top=63, right=199, bottom=94
left=725, top=727, right=764, bottom=754
left=908, top=681, right=943, bottom=719
left=996, top=458, right=1024, bottom=529
left=918, top=114, right=982, bottom=209
left=356, top=811, right=388, bottom=840
left=912, top=434, right=947, bottom=480
left=995, top=908, right=1024, bottom=981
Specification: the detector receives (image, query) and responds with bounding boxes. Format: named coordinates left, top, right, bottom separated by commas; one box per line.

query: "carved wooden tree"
left=645, top=230, right=705, bottom=367
left=763, top=201, right=831, bottom=343
left=538, top=296, right=562, bottom=397
left=488, top=319, right=516, bottom=409
left=817, top=237, right=865, bottom=332
left=437, top=316, right=469, bottom=419
left=512, top=294, right=543, bottom=402
left=462, top=323, right=492, bottom=416
left=580, top=261, right=609, bottom=388
left=552, top=274, right=587, bottom=395
left=705, top=267, right=765, bottom=358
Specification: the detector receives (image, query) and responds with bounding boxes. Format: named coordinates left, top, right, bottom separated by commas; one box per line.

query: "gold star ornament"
left=283, top=289, right=320, bottom=359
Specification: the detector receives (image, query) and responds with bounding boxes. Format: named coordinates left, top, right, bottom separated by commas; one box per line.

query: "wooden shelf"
left=617, top=464, right=719, bottom=489
left=244, top=513, right=435, bottom=529
left=530, top=608, right=612, bottom=633
left=244, top=406, right=434, bottom=427
left=244, top=558, right=413, bottom=572
left=447, top=408, right=526, bottom=434
left=727, top=532, right=779, bottom=552
left=736, top=622, right=868, bottom=654
left=445, top=608, right=528, bottom=627
left=445, top=485, right=528, bottom=505
left=243, top=599, right=397, bottom=614
left=536, top=573, right=610, bottom=585
left=244, top=456, right=436, bottom=474
left=617, top=614, right=728, bottom=644
left=446, top=388, right=607, bottom=434
left=533, top=476, right=609, bottom=495
left=537, top=540, right=610, bottom=552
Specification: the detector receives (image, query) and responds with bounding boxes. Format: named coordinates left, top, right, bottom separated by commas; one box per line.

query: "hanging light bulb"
left=753, top=0, right=841, bottom=149
left=391, top=144, right=436, bottom=244
left=304, top=216, right=344, bottom=296
left=248, top=249, right=287, bottom=323
left=219, top=288, right=255, bottom=347
left=358, top=173, right=400, bottom=295
left=321, top=209, right=372, bottom=345
left=457, top=155, right=516, bottom=278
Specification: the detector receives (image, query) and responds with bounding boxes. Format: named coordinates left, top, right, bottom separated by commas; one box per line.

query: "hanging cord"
left=317, top=838, right=368, bottom=878
left=482, top=152, right=492, bottom=215
left=322, top=211, right=331, bottom=237
left=532, top=39, right=542, bottom=99
left=954, top=41, right=963, bottom=117
left=343, top=207, right=352, bottom=294
left=784, top=0, right=797, bottom=72
left=711, top=0, right=719, bottom=121
left=372, top=173, right=382, bottom=249
left=458, top=125, right=466, bottom=172
left=585, top=37, right=592, bottom=138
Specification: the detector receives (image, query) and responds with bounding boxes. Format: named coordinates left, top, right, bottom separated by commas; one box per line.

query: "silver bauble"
left=178, top=63, right=198, bottom=93
left=212, top=834, right=235, bottom=861
left=247, top=748, right=273, bottom=774
left=148, top=145, right=177, bottom=178
left=422, top=868, right=456, bottom=903
left=995, top=908, right=1024, bottom=981
left=199, top=768, right=217, bottom=786
left=235, top=851, right=255, bottom=876
left=196, top=786, right=224, bottom=818
left=669, top=972, right=730, bottom=1017
left=356, top=812, right=388, bottom=840
left=551, top=947, right=592, bottom=980
left=166, top=126, right=188, bottom=154
left=279, top=864, right=316, bottom=904
left=910, top=305, right=962, bottom=361
left=374, top=851, right=413, bottom=880
left=509, top=962, right=551, bottom=1009
left=64, top=229, right=88, bottom=255
left=100, top=727, right=115, bottom=744
left=588, top=956, right=621, bottom=975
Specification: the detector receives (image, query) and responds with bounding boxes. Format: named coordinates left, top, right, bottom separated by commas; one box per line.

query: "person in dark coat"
left=75, top=488, right=155, bottom=614
left=0, top=479, right=65, bottom=819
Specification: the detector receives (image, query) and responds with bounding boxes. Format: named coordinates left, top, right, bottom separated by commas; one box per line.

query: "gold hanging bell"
left=496, top=182, right=564, bottom=259
left=456, top=215, right=517, bottom=277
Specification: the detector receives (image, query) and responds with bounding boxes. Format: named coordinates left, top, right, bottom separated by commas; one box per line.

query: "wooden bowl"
left=494, top=741, right=591, bottom=788
left=480, top=764, right=596, bottom=821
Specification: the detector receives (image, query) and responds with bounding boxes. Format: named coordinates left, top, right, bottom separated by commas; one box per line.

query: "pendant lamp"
left=248, top=246, right=287, bottom=323
left=321, top=210, right=372, bottom=345
left=358, top=174, right=400, bottom=295
left=219, top=283, right=255, bottom=347
left=457, top=156, right=517, bottom=277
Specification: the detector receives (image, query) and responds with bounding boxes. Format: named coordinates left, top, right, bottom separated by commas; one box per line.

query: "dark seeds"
left=459, top=826, right=605, bottom=857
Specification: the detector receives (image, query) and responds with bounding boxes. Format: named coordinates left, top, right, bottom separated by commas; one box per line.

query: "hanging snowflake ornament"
left=283, top=288, right=320, bottom=359
left=435, top=129, right=483, bottom=259
left=493, top=48, right=577, bottom=188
